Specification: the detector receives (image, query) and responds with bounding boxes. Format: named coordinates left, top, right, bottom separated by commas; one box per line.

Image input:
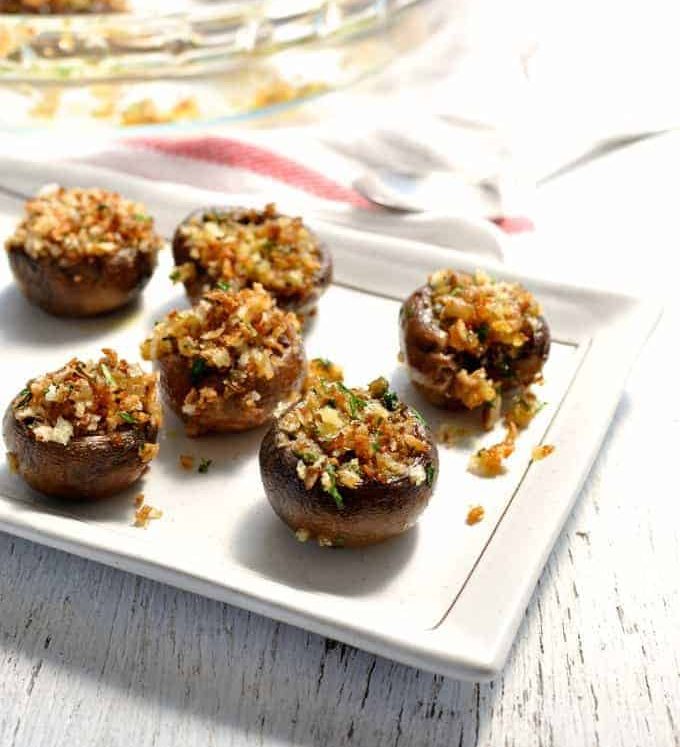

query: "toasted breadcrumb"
left=532, top=444, right=555, bottom=461
left=303, top=358, right=344, bottom=392
left=466, top=506, right=485, bottom=525
left=179, top=454, right=194, bottom=471
left=468, top=421, right=518, bottom=477
left=133, top=503, right=163, bottom=528
left=134, top=493, right=144, bottom=507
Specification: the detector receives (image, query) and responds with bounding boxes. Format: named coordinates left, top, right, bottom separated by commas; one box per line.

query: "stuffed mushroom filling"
left=172, top=203, right=325, bottom=306
left=275, top=376, right=436, bottom=509
left=402, top=269, right=549, bottom=412
left=141, top=285, right=303, bottom=423
left=9, top=348, right=160, bottom=458
left=5, top=186, right=162, bottom=265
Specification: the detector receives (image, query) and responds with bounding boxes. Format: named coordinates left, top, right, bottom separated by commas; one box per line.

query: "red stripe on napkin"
left=129, top=135, right=372, bottom=209
left=491, top=216, right=535, bottom=234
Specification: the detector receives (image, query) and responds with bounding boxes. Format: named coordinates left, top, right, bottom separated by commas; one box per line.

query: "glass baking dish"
left=0, top=0, right=442, bottom=129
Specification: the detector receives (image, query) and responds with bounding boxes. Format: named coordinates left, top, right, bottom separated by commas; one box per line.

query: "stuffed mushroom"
left=142, top=285, right=305, bottom=436
left=171, top=203, right=332, bottom=315
left=4, top=186, right=162, bottom=317
left=400, top=269, right=550, bottom=427
left=259, top=375, right=438, bottom=548
left=3, top=349, right=161, bottom=500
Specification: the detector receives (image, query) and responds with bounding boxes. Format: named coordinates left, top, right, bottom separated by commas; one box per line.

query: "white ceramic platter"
left=0, top=194, right=659, bottom=681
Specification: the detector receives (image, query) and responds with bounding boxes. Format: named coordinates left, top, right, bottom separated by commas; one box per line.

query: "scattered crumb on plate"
left=435, top=423, right=471, bottom=447
left=179, top=454, right=194, bottom=471
left=134, top=492, right=144, bottom=507
left=133, top=501, right=163, bottom=528
left=468, top=422, right=517, bottom=478
left=532, top=444, right=555, bottom=461
left=466, top=506, right=485, bottom=525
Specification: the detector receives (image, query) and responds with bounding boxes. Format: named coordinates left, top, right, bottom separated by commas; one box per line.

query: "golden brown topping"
left=133, top=503, right=163, bottom=528
left=179, top=454, right=195, bottom=471
left=532, top=444, right=555, bottom=461
left=134, top=493, right=144, bottom=507
left=11, top=349, right=161, bottom=447
left=5, top=186, right=162, bottom=264
left=173, top=204, right=322, bottom=297
left=428, top=269, right=542, bottom=352
left=276, top=377, right=435, bottom=506
left=303, top=358, right=344, bottom=392
left=468, top=421, right=518, bottom=478
left=466, top=506, right=485, bottom=525
left=0, top=0, right=126, bottom=11
left=142, top=286, right=301, bottom=417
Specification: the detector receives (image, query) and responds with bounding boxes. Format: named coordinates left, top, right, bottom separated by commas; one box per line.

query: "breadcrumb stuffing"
left=276, top=376, right=435, bottom=506
left=5, top=186, right=162, bottom=264
left=173, top=203, right=323, bottom=301
left=10, top=349, right=161, bottom=451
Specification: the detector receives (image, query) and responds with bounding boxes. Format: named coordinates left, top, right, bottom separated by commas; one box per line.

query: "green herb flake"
left=371, top=439, right=380, bottom=453
left=169, top=269, right=181, bottom=283
left=382, top=390, right=399, bottom=411
left=337, top=382, right=366, bottom=419
left=198, top=458, right=212, bottom=474
left=100, top=363, right=117, bottom=388
left=425, top=463, right=436, bottom=487
left=477, top=323, right=490, bottom=344
left=315, top=358, right=332, bottom=369
left=216, top=280, right=231, bottom=292
left=324, top=465, right=344, bottom=509
left=411, top=407, right=426, bottom=426
left=118, top=411, right=136, bottom=424
left=16, top=387, right=31, bottom=407
left=191, top=358, right=206, bottom=384
left=134, top=213, right=152, bottom=223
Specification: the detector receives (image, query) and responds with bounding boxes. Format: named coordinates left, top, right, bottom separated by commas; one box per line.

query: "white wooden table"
left=1, top=135, right=679, bottom=747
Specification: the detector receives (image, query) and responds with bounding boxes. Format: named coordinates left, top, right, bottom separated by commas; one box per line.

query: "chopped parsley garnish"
left=477, top=322, right=489, bottom=344
left=337, top=382, right=366, bottom=419
left=323, top=465, right=344, bottom=509
left=425, top=463, right=436, bottom=487
left=216, top=280, right=231, bottom=292
left=295, top=451, right=319, bottom=465
left=169, top=269, right=181, bottom=282
left=100, top=363, right=117, bottom=388
left=118, top=411, right=136, bottom=424
left=134, top=213, right=152, bottom=223
left=191, top=358, right=207, bottom=384
left=411, top=407, right=426, bottom=426
left=16, top=388, right=31, bottom=407
left=198, top=458, right=212, bottom=474
left=382, top=390, right=399, bottom=411
left=316, top=358, right=332, bottom=369
left=371, top=439, right=380, bottom=453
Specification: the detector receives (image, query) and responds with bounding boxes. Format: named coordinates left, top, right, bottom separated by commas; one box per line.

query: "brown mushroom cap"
left=3, top=406, right=158, bottom=500
left=156, top=343, right=306, bottom=437
left=400, top=283, right=551, bottom=410
left=7, top=245, right=157, bottom=317
left=259, top=410, right=439, bottom=548
left=172, top=206, right=332, bottom=314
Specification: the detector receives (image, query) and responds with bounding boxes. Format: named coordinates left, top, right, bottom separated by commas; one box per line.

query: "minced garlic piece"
left=5, top=187, right=162, bottom=264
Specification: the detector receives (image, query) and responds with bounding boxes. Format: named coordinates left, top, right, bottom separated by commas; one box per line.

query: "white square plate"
left=0, top=194, right=659, bottom=680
